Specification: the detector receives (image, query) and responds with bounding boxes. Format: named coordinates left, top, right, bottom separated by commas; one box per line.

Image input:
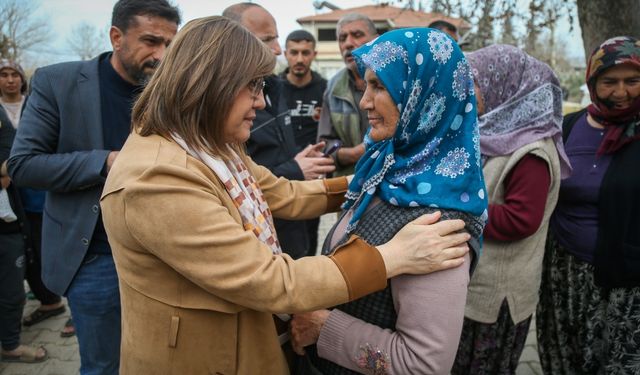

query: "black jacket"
left=246, top=75, right=309, bottom=258
left=0, top=107, right=26, bottom=235
left=563, top=109, right=640, bottom=287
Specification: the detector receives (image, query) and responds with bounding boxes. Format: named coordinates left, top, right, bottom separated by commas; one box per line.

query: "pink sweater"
left=316, top=253, right=471, bottom=374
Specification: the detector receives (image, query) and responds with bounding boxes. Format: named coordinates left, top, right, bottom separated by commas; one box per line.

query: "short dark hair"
left=134, top=16, right=275, bottom=159
left=112, top=0, right=181, bottom=33
left=286, top=29, right=316, bottom=47
left=428, top=20, right=457, bottom=33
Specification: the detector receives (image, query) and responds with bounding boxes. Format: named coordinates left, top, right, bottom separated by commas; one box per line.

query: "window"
left=318, top=28, right=337, bottom=41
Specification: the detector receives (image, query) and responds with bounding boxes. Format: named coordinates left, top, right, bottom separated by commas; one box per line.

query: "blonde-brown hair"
left=133, top=16, right=275, bottom=158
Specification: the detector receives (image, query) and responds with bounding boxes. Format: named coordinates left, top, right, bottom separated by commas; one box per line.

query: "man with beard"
left=280, top=29, right=327, bottom=256
left=281, top=30, right=327, bottom=150
left=223, top=3, right=334, bottom=259
left=317, top=14, right=378, bottom=176
left=7, top=1, right=180, bottom=373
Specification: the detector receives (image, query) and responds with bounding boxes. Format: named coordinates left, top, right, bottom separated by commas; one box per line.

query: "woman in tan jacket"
left=100, top=16, right=471, bottom=375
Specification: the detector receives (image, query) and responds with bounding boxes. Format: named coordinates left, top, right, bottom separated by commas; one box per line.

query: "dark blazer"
left=8, top=53, right=111, bottom=295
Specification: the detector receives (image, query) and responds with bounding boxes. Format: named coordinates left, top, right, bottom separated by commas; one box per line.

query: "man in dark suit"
left=223, top=3, right=335, bottom=259
left=8, top=1, right=180, bottom=373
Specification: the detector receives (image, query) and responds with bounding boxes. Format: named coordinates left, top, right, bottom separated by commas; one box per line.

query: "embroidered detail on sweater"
left=355, top=343, right=390, bottom=375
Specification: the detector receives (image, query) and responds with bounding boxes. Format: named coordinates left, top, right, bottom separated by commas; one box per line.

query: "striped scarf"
left=172, top=135, right=282, bottom=254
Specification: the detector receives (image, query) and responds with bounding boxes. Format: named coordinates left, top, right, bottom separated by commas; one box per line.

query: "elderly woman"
left=536, top=36, right=640, bottom=374
left=99, top=17, right=471, bottom=375
left=290, top=28, right=487, bottom=374
left=450, top=45, right=570, bottom=374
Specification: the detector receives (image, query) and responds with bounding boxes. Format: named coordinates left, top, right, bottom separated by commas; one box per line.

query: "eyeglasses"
left=248, top=77, right=266, bottom=99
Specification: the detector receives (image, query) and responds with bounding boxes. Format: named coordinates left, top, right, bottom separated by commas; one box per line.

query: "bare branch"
left=67, top=22, right=107, bottom=61
left=0, top=0, right=51, bottom=61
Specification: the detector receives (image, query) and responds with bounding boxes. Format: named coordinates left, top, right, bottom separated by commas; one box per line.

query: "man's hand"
left=335, top=143, right=365, bottom=167
left=105, top=151, right=119, bottom=175
left=1, top=176, right=10, bottom=189
left=295, top=143, right=335, bottom=180
left=290, top=310, right=331, bottom=355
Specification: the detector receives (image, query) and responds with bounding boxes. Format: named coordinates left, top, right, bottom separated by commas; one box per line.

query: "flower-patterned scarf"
left=466, top=44, right=571, bottom=178
left=172, top=135, right=282, bottom=254
left=344, top=28, right=488, bottom=233
left=585, top=36, right=640, bottom=155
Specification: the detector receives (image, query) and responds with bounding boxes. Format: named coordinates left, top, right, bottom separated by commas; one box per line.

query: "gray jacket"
left=317, top=68, right=368, bottom=176
left=8, top=53, right=111, bottom=295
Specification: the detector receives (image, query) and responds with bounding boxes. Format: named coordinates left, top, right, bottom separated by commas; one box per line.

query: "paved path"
left=0, top=297, right=79, bottom=375
left=517, top=318, right=543, bottom=375
left=1, top=213, right=542, bottom=374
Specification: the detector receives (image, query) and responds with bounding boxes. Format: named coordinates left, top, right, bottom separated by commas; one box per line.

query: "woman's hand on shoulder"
left=377, top=212, right=470, bottom=278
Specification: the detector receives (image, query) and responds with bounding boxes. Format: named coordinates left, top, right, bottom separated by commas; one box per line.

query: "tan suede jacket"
left=100, top=133, right=387, bottom=375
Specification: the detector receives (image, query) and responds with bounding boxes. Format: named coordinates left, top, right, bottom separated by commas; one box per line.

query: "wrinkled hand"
left=295, top=142, right=335, bottom=180
left=290, top=310, right=331, bottom=355
left=105, top=151, right=119, bottom=175
left=377, top=212, right=471, bottom=278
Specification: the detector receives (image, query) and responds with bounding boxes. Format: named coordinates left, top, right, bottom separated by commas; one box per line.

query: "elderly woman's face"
left=595, top=63, right=640, bottom=110
left=360, top=69, right=399, bottom=142
left=224, top=78, right=266, bottom=143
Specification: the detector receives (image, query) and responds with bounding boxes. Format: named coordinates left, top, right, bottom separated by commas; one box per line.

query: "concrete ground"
left=0, top=298, right=79, bottom=375
left=1, top=214, right=542, bottom=375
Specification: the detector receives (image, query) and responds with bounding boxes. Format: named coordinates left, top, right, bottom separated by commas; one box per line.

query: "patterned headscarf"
left=344, top=28, right=488, bottom=233
left=585, top=36, right=640, bottom=155
left=466, top=44, right=571, bottom=178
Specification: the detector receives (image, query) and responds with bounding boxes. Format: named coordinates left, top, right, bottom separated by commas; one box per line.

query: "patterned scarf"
left=172, top=135, right=282, bottom=254
left=466, top=44, right=571, bottom=178
left=345, top=28, right=488, bottom=233
left=585, top=36, right=640, bottom=155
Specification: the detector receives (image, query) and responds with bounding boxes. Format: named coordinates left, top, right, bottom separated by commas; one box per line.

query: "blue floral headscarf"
left=344, top=28, right=487, bottom=233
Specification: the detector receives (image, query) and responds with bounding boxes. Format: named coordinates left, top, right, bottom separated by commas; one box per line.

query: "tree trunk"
left=471, top=0, right=496, bottom=49
left=577, top=0, right=640, bottom=63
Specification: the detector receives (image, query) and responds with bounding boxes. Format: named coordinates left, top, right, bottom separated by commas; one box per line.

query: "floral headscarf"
left=344, top=28, right=488, bottom=233
left=585, top=36, right=640, bottom=155
left=466, top=44, right=571, bottom=178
